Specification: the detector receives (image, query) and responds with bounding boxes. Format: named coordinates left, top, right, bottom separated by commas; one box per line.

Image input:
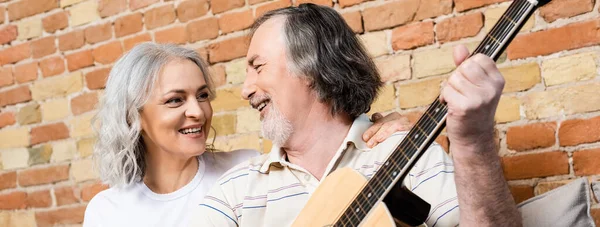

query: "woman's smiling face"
left=140, top=58, right=213, bottom=158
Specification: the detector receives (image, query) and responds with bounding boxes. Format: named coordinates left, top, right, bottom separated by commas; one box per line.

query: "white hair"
left=93, top=43, right=215, bottom=187
left=261, top=99, right=293, bottom=146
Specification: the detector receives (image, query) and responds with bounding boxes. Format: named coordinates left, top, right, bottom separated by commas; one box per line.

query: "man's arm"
left=440, top=45, right=521, bottom=226
left=190, top=185, right=240, bottom=226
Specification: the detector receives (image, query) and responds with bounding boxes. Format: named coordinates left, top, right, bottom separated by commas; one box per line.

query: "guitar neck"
left=335, top=0, right=541, bottom=225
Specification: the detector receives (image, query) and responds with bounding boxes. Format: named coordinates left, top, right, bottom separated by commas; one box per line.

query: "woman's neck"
left=142, top=151, right=199, bottom=194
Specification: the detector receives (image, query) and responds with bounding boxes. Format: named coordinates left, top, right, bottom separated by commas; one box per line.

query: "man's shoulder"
left=214, top=152, right=269, bottom=186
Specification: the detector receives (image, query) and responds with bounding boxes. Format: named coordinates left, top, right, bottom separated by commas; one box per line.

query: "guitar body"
left=292, top=168, right=423, bottom=227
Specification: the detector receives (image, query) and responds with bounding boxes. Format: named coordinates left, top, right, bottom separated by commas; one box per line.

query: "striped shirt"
left=192, top=114, right=459, bottom=227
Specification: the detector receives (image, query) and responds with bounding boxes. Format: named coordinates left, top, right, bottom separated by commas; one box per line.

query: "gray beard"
left=261, top=102, right=293, bottom=146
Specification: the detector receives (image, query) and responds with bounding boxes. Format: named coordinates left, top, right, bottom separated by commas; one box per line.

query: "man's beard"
left=261, top=101, right=293, bottom=146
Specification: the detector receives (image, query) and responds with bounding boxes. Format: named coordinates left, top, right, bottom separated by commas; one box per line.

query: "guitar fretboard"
left=335, top=0, right=538, bottom=226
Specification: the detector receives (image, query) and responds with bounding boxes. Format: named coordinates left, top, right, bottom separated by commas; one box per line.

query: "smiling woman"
left=83, top=43, right=260, bottom=227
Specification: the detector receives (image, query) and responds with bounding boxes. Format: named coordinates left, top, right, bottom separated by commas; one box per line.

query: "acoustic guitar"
left=292, top=0, right=551, bottom=226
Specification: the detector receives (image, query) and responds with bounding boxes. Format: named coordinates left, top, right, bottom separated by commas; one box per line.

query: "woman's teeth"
left=180, top=128, right=202, bottom=134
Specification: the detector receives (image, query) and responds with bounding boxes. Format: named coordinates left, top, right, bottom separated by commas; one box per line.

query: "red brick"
left=99, top=0, right=127, bottom=18
left=0, top=66, right=13, bottom=87
left=341, top=11, right=363, bottom=34
left=176, top=0, right=208, bottom=22
left=66, top=49, right=94, bottom=71
left=123, top=33, right=151, bottom=51
left=414, top=0, right=452, bottom=21
left=144, top=4, right=175, bottom=30
left=391, top=21, right=434, bottom=51
left=437, top=12, right=482, bottom=43
left=0, top=86, right=32, bottom=107
left=92, top=41, right=123, bottom=64
left=592, top=208, right=600, bottom=227
left=506, top=122, right=556, bottom=151
left=212, top=0, right=244, bottom=14
left=31, top=122, right=70, bottom=145
left=86, top=67, right=111, bottom=89
left=509, top=185, right=534, bottom=204
left=18, top=165, right=69, bottom=186
left=14, top=62, right=38, bottom=83
left=55, top=186, right=78, bottom=206
left=296, top=0, right=332, bottom=7
left=187, top=17, right=219, bottom=43
left=573, top=148, right=600, bottom=176
left=43, top=11, right=68, bottom=33
left=26, top=190, right=51, bottom=208
left=114, top=13, right=143, bottom=38
left=502, top=151, right=569, bottom=180
left=249, top=0, right=269, bottom=4
left=539, top=0, right=594, bottom=23
left=255, top=0, right=292, bottom=17
left=363, top=0, right=418, bottom=32
left=7, top=0, right=57, bottom=21
left=454, top=0, right=508, bottom=12
left=507, top=19, right=600, bottom=60
left=208, top=35, right=250, bottom=63
left=35, top=205, right=86, bottom=227
left=81, top=182, right=109, bottom=202
left=71, top=92, right=98, bottom=115
left=0, top=43, right=31, bottom=66
left=39, top=56, right=65, bottom=77
left=130, top=0, right=158, bottom=10
left=338, top=0, right=365, bottom=8
left=219, top=10, right=253, bottom=35
left=559, top=116, right=600, bottom=146
left=31, top=36, right=56, bottom=59
left=0, top=112, right=16, bottom=129
left=210, top=65, right=226, bottom=87
left=0, top=6, right=4, bottom=24
left=58, top=30, right=85, bottom=52
left=85, top=23, right=112, bottom=44
left=0, top=191, right=27, bottom=210
left=0, top=25, right=17, bottom=45
left=0, top=171, right=17, bottom=190
left=155, top=26, right=187, bottom=44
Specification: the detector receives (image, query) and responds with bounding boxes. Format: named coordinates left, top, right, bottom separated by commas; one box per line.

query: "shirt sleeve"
left=82, top=194, right=106, bottom=227
left=405, top=144, right=460, bottom=227
left=191, top=184, right=240, bottom=227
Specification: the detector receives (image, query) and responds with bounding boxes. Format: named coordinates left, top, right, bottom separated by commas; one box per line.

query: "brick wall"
left=0, top=0, right=598, bottom=226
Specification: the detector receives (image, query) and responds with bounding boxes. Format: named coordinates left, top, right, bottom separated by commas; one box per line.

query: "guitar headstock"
left=536, top=0, right=552, bottom=7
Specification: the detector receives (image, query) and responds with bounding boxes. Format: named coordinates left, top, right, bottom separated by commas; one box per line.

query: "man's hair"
left=251, top=3, right=382, bottom=119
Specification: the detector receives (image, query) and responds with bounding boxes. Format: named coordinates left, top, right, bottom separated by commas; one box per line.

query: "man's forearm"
left=451, top=136, right=522, bottom=227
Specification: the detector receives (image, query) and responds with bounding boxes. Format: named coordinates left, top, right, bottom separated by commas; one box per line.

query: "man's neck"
left=282, top=106, right=353, bottom=180
left=142, top=147, right=199, bottom=194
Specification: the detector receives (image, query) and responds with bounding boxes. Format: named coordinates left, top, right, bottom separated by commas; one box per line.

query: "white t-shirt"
left=83, top=149, right=259, bottom=227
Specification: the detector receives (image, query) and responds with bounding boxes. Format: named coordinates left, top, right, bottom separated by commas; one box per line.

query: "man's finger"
left=453, top=45, right=470, bottom=66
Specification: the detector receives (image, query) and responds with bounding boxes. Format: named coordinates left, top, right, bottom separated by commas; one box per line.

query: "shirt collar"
left=258, top=114, right=372, bottom=173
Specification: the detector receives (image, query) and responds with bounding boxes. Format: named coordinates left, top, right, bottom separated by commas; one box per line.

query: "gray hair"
left=93, top=43, right=215, bottom=187
left=251, top=3, right=382, bottom=119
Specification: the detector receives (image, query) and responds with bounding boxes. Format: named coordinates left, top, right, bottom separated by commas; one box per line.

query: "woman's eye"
left=197, top=93, right=210, bottom=101
left=166, top=98, right=182, bottom=104
left=254, top=64, right=263, bottom=71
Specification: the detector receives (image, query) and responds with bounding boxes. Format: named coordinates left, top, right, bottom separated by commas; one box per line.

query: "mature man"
left=195, top=3, right=520, bottom=226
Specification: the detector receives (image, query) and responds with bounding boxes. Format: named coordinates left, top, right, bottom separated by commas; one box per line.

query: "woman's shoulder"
left=202, top=149, right=260, bottom=174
